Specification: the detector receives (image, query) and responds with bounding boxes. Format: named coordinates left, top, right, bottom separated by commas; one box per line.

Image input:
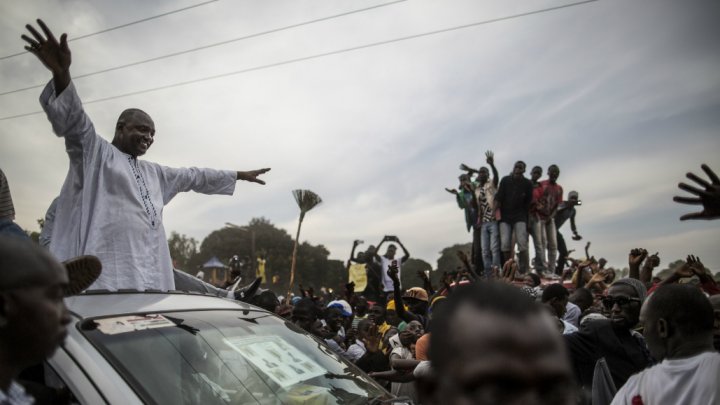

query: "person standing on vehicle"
left=533, top=165, right=563, bottom=277
left=22, top=20, right=270, bottom=291
left=494, top=161, right=533, bottom=274
left=555, top=191, right=582, bottom=274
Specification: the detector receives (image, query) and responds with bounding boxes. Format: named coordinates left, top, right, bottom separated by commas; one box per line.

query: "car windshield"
left=80, top=309, right=389, bottom=404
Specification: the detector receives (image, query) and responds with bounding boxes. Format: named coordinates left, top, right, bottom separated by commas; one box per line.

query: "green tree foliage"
left=436, top=242, right=472, bottom=273
left=192, top=217, right=345, bottom=294
left=401, top=258, right=433, bottom=289
left=168, top=232, right=198, bottom=272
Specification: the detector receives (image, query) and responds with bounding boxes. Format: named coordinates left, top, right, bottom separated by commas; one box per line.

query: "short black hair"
left=645, top=284, right=713, bottom=337
left=430, top=282, right=539, bottom=370
left=294, top=298, right=320, bottom=320
left=526, top=273, right=541, bottom=287
left=570, top=287, right=593, bottom=306
left=541, top=283, right=569, bottom=303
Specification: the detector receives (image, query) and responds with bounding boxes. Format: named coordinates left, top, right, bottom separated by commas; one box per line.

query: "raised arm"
left=486, top=150, right=499, bottom=188
left=627, top=248, right=648, bottom=281
left=22, top=19, right=71, bottom=94
left=395, top=237, right=410, bottom=263
left=389, top=264, right=420, bottom=324
left=347, top=239, right=362, bottom=264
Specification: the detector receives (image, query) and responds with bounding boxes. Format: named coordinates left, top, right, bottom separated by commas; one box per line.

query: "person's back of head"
left=252, top=290, right=278, bottom=313
left=424, top=282, right=574, bottom=405
left=642, top=284, right=714, bottom=361
left=542, top=283, right=570, bottom=318
left=570, top=287, right=593, bottom=312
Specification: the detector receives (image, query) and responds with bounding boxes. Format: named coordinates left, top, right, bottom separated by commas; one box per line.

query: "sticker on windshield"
left=95, top=314, right=175, bottom=335
left=224, top=336, right=324, bottom=388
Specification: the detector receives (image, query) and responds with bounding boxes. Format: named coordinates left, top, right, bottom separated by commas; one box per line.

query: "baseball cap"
left=403, top=287, right=429, bottom=302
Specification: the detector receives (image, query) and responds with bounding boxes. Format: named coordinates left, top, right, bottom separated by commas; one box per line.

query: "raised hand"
left=445, top=187, right=458, bottom=195
left=237, top=168, right=271, bottom=185
left=387, top=263, right=399, bottom=282
left=673, top=261, right=695, bottom=279
left=363, top=324, right=380, bottom=353
left=628, top=248, right=648, bottom=267
left=22, top=19, right=71, bottom=74
left=588, top=270, right=607, bottom=285
left=686, top=255, right=706, bottom=276
left=673, top=164, right=720, bottom=220
left=485, top=150, right=494, bottom=165
left=644, top=252, right=660, bottom=269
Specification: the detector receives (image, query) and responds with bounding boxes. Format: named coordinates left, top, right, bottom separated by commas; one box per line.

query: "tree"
left=168, top=232, right=198, bottom=272
left=401, top=258, right=433, bottom=289
left=436, top=243, right=473, bottom=273
left=195, top=217, right=341, bottom=294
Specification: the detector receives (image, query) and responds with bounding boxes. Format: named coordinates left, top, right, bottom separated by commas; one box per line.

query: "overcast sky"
left=1, top=0, right=719, bottom=272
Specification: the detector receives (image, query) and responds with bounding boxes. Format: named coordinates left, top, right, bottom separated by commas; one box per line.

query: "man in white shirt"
left=22, top=20, right=269, bottom=291
left=373, top=236, right=410, bottom=301
left=611, top=284, right=720, bottom=404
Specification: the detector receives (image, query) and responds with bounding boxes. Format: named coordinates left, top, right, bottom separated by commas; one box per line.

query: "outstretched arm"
left=237, top=169, right=270, bottom=185
left=673, top=164, right=720, bottom=220
left=23, top=19, right=71, bottom=94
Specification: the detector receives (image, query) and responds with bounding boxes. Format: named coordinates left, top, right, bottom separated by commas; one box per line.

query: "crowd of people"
left=447, top=151, right=581, bottom=279
left=1, top=19, right=720, bottom=405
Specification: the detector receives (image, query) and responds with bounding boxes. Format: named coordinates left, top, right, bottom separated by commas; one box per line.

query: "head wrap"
left=612, top=278, right=647, bottom=302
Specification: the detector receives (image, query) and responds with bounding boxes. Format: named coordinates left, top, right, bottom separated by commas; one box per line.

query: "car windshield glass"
left=80, top=310, right=388, bottom=404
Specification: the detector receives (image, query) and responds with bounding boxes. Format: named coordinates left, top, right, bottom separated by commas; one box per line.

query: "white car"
left=39, top=290, right=409, bottom=404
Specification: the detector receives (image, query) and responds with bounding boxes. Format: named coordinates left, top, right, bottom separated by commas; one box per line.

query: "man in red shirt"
left=533, top=165, right=563, bottom=276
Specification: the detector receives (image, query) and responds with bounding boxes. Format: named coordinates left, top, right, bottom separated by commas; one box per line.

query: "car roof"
left=65, top=290, right=261, bottom=319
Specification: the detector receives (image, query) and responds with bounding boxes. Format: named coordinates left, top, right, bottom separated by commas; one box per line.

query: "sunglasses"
left=601, top=295, right=641, bottom=310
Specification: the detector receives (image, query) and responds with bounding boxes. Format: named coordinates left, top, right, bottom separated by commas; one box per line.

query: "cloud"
left=2, top=0, right=720, bottom=272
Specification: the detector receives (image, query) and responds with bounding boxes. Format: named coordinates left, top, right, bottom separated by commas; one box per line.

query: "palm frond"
left=292, top=189, right=322, bottom=221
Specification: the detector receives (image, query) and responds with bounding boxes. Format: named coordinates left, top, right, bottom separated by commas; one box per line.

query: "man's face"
left=310, top=320, right=332, bottom=339
left=368, top=305, right=386, bottom=325
left=605, top=284, right=642, bottom=330
left=547, top=166, right=560, bottom=183
left=429, top=306, right=574, bottom=405
left=405, top=320, right=424, bottom=338
left=530, top=167, right=542, bottom=182
left=114, top=110, right=155, bottom=157
left=325, top=308, right=343, bottom=332
left=512, top=161, right=526, bottom=177
left=549, top=295, right=568, bottom=319
left=2, top=267, right=71, bottom=366
left=477, top=168, right=489, bottom=184
left=385, top=246, right=396, bottom=259
left=403, top=296, right=426, bottom=314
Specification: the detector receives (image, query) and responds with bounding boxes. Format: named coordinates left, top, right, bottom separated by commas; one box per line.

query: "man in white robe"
left=23, top=19, right=270, bottom=291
